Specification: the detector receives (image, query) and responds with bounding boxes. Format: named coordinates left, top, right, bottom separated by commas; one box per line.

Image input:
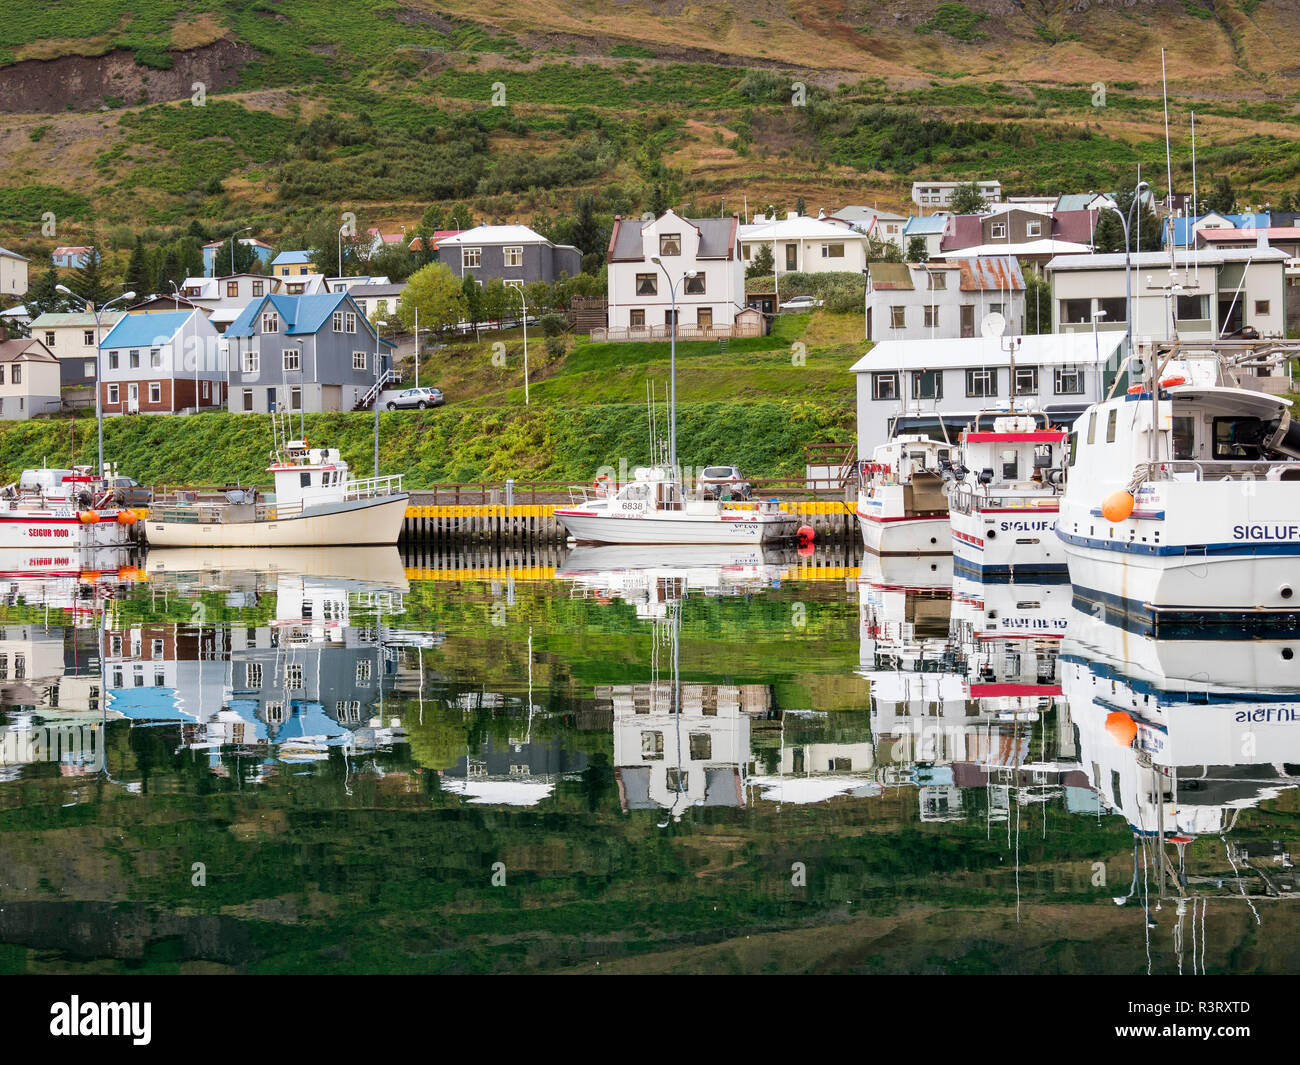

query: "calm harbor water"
left=0, top=543, right=1297, bottom=974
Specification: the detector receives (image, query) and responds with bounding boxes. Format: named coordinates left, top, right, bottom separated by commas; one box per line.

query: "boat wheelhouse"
left=1057, top=343, right=1300, bottom=631
left=0, top=465, right=136, bottom=552
left=946, top=413, right=1069, bottom=578
left=855, top=434, right=955, bottom=555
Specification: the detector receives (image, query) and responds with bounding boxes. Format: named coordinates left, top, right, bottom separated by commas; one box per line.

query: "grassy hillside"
left=0, top=0, right=1297, bottom=265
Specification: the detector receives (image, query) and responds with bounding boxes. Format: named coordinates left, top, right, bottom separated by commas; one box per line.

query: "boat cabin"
left=267, top=441, right=353, bottom=506
left=959, top=415, right=1067, bottom=491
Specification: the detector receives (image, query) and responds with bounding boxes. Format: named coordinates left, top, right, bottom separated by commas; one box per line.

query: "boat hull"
left=857, top=512, right=949, bottom=556
left=0, top=511, right=133, bottom=550
left=145, top=494, right=409, bottom=548
left=554, top=510, right=798, bottom=545
left=950, top=507, right=1067, bottom=579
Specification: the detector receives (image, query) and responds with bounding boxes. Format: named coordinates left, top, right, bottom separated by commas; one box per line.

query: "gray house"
left=225, top=291, right=395, bottom=413
left=436, top=224, right=581, bottom=285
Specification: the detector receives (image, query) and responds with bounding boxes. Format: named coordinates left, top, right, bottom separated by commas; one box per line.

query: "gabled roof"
left=1046, top=247, right=1289, bottom=271
left=866, top=262, right=914, bottom=290
left=271, top=250, right=312, bottom=265
left=225, top=291, right=394, bottom=347
left=99, top=311, right=197, bottom=348
left=0, top=246, right=30, bottom=263
left=1199, top=226, right=1300, bottom=242
left=739, top=214, right=869, bottom=242
left=953, top=256, right=1025, bottom=291
left=836, top=205, right=908, bottom=222
left=903, top=215, right=948, bottom=236
left=202, top=237, right=273, bottom=250
left=52, top=245, right=93, bottom=255
left=0, top=338, right=56, bottom=364
left=28, top=311, right=126, bottom=330
left=436, top=224, right=552, bottom=247
left=933, top=239, right=1092, bottom=259
left=608, top=215, right=738, bottom=261
left=1055, top=193, right=1109, bottom=212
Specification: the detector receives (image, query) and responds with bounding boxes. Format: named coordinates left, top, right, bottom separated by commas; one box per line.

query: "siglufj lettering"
left=49, top=997, right=151, bottom=1046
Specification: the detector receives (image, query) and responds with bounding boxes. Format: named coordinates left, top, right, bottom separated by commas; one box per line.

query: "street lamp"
left=509, top=285, right=529, bottom=405
left=56, top=285, right=135, bottom=478
left=650, top=257, right=697, bottom=472
left=1103, top=180, right=1150, bottom=361
left=231, top=227, right=252, bottom=276
left=373, top=320, right=388, bottom=478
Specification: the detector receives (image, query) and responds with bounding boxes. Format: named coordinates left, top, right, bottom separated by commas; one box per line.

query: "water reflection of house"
left=749, top=737, right=880, bottom=805
left=441, top=735, right=588, bottom=806
left=602, top=682, right=761, bottom=813
left=0, top=625, right=102, bottom=714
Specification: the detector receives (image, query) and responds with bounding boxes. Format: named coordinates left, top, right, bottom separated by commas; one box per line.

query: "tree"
left=368, top=243, right=417, bottom=283
left=74, top=243, right=114, bottom=306
left=866, top=233, right=902, bottom=262
left=396, top=263, right=467, bottom=334
left=23, top=264, right=65, bottom=317
left=746, top=243, right=774, bottom=279
left=905, top=236, right=929, bottom=263
left=414, top=234, right=435, bottom=267
left=479, top=277, right=511, bottom=325
left=948, top=181, right=988, bottom=215
left=1023, top=269, right=1050, bottom=334
left=214, top=232, right=257, bottom=276
left=1202, top=174, right=1235, bottom=215
left=569, top=193, right=607, bottom=264
left=1278, top=190, right=1296, bottom=213
left=125, top=237, right=152, bottom=297
left=795, top=195, right=806, bottom=216
left=1092, top=187, right=1161, bottom=253
left=461, top=273, right=483, bottom=327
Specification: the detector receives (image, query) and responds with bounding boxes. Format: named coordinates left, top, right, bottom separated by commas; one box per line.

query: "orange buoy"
left=797, top=524, right=815, bottom=542
left=1100, top=490, right=1134, bottom=522
left=1105, top=711, right=1138, bottom=747
left=1159, top=375, right=1186, bottom=388
left=78, top=510, right=99, bottom=524
left=116, top=510, right=138, bottom=525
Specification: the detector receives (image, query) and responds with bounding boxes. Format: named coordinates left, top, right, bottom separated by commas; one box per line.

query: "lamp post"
left=56, top=285, right=134, bottom=477
left=1103, top=180, right=1150, bottom=362
left=338, top=223, right=349, bottom=280
left=231, top=227, right=252, bottom=276
left=374, top=319, right=388, bottom=478
left=509, top=285, right=529, bottom=405
left=1091, top=308, right=1108, bottom=398
left=650, top=257, right=697, bottom=472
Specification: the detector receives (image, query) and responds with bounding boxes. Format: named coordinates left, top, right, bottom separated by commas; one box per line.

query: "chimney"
left=817, top=208, right=825, bottom=219
left=0, top=321, right=8, bottom=342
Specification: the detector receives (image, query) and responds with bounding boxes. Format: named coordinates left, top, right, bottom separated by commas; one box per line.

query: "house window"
left=926, top=272, right=947, bottom=290
left=666, top=768, right=688, bottom=792
left=290, top=386, right=301, bottom=410
left=108, top=384, right=119, bottom=404
left=462, top=247, right=481, bottom=269
left=265, top=702, right=284, bottom=724
left=1055, top=369, right=1086, bottom=397
left=822, top=243, right=845, bottom=258
left=242, top=389, right=254, bottom=411
left=9, top=366, right=18, bottom=385
left=1014, top=366, right=1039, bottom=394
left=503, top=246, right=523, bottom=267
left=872, top=372, right=899, bottom=400
left=989, top=302, right=1004, bottom=316
left=83, top=330, right=94, bottom=346
left=84, top=361, right=95, bottom=377
left=286, top=283, right=304, bottom=295
left=991, top=223, right=1007, bottom=239
left=659, top=233, right=682, bottom=256
left=664, top=309, right=678, bottom=328
left=1256, top=300, right=1270, bottom=315
left=356, top=660, right=372, bottom=683
left=150, top=348, right=161, bottom=368
left=641, top=731, right=664, bottom=760
left=924, top=304, right=939, bottom=328
left=635, top=273, right=658, bottom=296
left=262, top=313, right=279, bottom=333
left=252, top=280, right=264, bottom=297
left=890, top=306, right=906, bottom=329
left=332, top=312, right=343, bottom=333
left=1176, top=294, right=1208, bottom=320
left=689, top=732, right=712, bottom=760
left=911, top=370, right=943, bottom=400
left=629, top=309, right=645, bottom=328
left=1060, top=299, right=1091, bottom=325
left=966, top=368, right=997, bottom=397
left=684, top=275, right=705, bottom=295
left=109, top=351, right=119, bottom=370
left=286, top=664, right=303, bottom=690
left=151, top=639, right=164, bottom=659
left=353, top=351, right=367, bottom=371
left=345, top=312, right=356, bottom=333
left=1026, top=221, right=1042, bottom=237
left=226, top=281, right=239, bottom=298
left=283, top=348, right=300, bottom=371
left=148, top=382, right=161, bottom=404
left=1097, top=296, right=1126, bottom=323
left=129, top=349, right=140, bottom=369
left=201, top=381, right=210, bottom=400
left=242, top=350, right=259, bottom=374
left=44, top=331, right=55, bottom=346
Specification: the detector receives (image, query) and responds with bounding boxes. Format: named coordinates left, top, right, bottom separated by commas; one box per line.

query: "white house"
left=866, top=257, right=1027, bottom=342
left=738, top=212, right=869, bottom=276
left=605, top=211, right=747, bottom=335
left=99, top=309, right=226, bottom=415
left=832, top=206, right=908, bottom=251
left=181, top=273, right=277, bottom=332
left=0, top=335, right=61, bottom=419
left=1046, top=246, right=1289, bottom=343
left=29, top=310, right=126, bottom=388
left=901, top=215, right=949, bottom=259
left=849, top=332, right=1126, bottom=453
left=0, top=246, right=30, bottom=298
left=911, top=180, right=1002, bottom=209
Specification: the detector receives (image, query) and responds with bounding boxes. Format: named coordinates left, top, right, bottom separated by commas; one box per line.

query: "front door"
left=267, top=387, right=276, bottom=412
left=697, top=307, right=712, bottom=330
left=785, top=243, right=797, bottom=272
left=127, top=383, right=139, bottom=413
left=960, top=305, right=975, bottom=338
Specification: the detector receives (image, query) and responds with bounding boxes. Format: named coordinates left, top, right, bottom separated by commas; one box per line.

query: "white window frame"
left=150, top=348, right=162, bottom=368
left=990, top=223, right=1007, bottom=239
left=332, top=312, right=344, bottom=332
left=1026, top=220, right=1042, bottom=237
left=353, top=351, right=367, bottom=371
left=345, top=312, right=357, bottom=333
left=148, top=382, right=161, bottom=404
left=242, top=349, right=259, bottom=374
left=262, top=313, right=279, bottom=334
left=107, top=384, right=119, bottom=404
left=462, top=247, right=482, bottom=269
left=283, top=347, right=301, bottom=372
left=503, top=246, right=523, bottom=267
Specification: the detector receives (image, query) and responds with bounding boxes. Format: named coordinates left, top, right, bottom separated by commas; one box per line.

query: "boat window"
left=1068, top=431, right=1078, bottom=466
left=1105, top=409, right=1117, bottom=443
left=1087, top=411, right=1096, bottom=445
left=1000, top=449, right=1019, bottom=481
left=1032, top=444, right=1052, bottom=468
left=1172, top=416, right=1196, bottom=460
left=621, top=483, right=650, bottom=501
left=1213, top=416, right=1265, bottom=460
left=300, top=472, right=311, bottom=488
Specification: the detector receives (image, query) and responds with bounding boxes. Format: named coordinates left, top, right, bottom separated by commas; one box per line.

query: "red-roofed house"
left=406, top=230, right=464, bottom=252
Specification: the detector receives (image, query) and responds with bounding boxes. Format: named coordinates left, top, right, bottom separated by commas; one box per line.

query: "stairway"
left=353, top=368, right=401, bottom=411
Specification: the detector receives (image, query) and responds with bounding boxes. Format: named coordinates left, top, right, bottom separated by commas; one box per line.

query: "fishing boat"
left=946, top=413, right=1070, bottom=578
left=854, top=434, right=956, bottom=556
left=0, top=466, right=136, bottom=552
left=1057, top=342, right=1300, bottom=633
left=146, top=419, right=408, bottom=548
left=554, top=465, right=799, bottom=545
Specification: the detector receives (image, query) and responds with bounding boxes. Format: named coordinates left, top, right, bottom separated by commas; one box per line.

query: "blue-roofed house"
left=224, top=290, right=396, bottom=413
left=1165, top=211, right=1234, bottom=248
left=902, top=215, right=949, bottom=259
left=99, top=309, right=225, bottom=414
left=201, top=237, right=274, bottom=277
left=271, top=249, right=316, bottom=279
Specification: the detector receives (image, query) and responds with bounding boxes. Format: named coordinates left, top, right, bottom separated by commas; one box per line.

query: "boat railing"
left=149, top=500, right=306, bottom=524
left=1136, top=459, right=1300, bottom=483
left=342, top=473, right=405, bottom=500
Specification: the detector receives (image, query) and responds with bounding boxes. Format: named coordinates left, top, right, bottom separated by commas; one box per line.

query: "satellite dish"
left=981, top=312, right=1007, bottom=339
left=640, top=211, right=655, bottom=222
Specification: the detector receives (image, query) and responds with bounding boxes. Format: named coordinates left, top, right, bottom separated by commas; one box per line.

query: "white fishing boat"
left=0, top=466, right=136, bottom=552
left=146, top=428, right=408, bottom=549
left=1057, top=343, right=1300, bottom=631
left=946, top=413, right=1069, bottom=578
left=854, top=434, right=956, bottom=555
left=554, top=465, right=799, bottom=545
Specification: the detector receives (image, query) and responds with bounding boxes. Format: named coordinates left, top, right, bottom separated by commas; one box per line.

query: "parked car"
left=698, top=465, right=753, bottom=500
left=386, top=387, right=445, bottom=410
left=778, top=295, right=823, bottom=312
left=1223, top=325, right=1261, bottom=340
left=109, top=476, right=153, bottom=507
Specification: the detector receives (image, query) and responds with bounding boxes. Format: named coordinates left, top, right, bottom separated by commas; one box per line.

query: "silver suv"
left=698, top=465, right=752, bottom=500
left=386, top=386, right=445, bottom=410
